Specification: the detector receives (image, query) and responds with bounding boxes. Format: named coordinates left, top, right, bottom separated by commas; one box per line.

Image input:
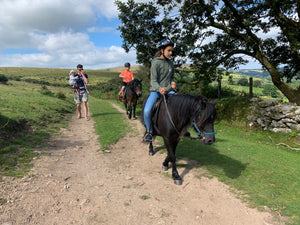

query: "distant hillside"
left=230, top=69, right=270, bottom=78
left=103, top=65, right=142, bottom=73
left=102, top=65, right=270, bottom=79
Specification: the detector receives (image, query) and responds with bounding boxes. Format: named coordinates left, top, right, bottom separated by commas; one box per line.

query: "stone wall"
left=247, top=98, right=300, bottom=134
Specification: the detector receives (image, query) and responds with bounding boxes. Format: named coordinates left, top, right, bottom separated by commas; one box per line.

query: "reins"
left=163, top=94, right=181, bottom=136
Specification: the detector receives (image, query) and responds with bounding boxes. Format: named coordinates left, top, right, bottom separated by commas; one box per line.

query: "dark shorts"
left=122, top=82, right=128, bottom=87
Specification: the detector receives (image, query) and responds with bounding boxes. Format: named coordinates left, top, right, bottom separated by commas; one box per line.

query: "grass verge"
left=88, top=97, right=131, bottom=151
left=176, top=121, right=300, bottom=224
left=0, top=81, right=74, bottom=179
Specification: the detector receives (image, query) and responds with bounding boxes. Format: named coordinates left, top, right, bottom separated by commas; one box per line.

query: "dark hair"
left=77, top=64, right=83, bottom=69
left=154, top=51, right=162, bottom=58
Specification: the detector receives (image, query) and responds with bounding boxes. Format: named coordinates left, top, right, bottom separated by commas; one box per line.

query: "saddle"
left=151, top=95, right=170, bottom=133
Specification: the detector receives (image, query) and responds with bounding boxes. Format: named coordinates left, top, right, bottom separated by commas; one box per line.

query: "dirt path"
left=0, top=103, right=285, bottom=225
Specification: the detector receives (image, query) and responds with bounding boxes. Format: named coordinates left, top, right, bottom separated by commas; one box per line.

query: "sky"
left=0, top=0, right=263, bottom=70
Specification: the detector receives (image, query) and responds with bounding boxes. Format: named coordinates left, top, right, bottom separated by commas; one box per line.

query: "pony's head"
left=132, top=79, right=142, bottom=97
left=193, top=96, right=217, bottom=145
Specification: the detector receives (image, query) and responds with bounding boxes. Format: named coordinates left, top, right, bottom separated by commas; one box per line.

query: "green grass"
left=176, top=121, right=300, bottom=224
left=0, top=78, right=75, bottom=179
left=0, top=67, right=121, bottom=85
left=88, top=97, right=131, bottom=151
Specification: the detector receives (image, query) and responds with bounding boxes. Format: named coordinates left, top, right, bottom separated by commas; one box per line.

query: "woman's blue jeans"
left=144, top=91, right=176, bottom=132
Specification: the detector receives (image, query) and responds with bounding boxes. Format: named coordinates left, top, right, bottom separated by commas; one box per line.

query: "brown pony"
left=119, top=79, right=142, bottom=119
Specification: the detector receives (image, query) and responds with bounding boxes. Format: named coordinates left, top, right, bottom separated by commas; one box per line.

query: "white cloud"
left=0, top=45, right=137, bottom=69
left=0, top=0, right=137, bottom=69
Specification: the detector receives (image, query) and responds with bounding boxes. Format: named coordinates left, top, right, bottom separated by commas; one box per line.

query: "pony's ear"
left=140, top=79, right=143, bottom=82
left=211, top=99, right=218, bottom=106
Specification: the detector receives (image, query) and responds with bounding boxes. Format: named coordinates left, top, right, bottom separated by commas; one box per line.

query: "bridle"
left=191, top=115, right=217, bottom=138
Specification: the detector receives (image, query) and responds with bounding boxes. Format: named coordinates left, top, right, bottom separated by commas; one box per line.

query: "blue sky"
left=0, top=0, right=263, bottom=70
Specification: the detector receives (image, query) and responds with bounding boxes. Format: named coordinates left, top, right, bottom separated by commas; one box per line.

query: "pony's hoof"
left=162, top=165, right=169, bottom=171
left=133, top=117, right=137, bottom=120
left=174, top=179, right=182, bottom=185
left=149, top=151, right=154, bottom=156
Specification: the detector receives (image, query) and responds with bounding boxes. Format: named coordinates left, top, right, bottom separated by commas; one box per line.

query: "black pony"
left=119, top=79, right=142, bottom=119
left=141, top=94, right=217, bottom=185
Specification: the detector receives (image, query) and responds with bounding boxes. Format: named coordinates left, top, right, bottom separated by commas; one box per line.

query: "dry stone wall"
left=247, top=98, right=300, bottom=134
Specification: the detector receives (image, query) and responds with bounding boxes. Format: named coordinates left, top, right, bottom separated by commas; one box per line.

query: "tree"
left=237, top=78, right=249, bottom=86
left=253, top=80, right=262, bottom=88
left=116, top=0, right=300, bottom=105
left=263, top=84, right=280, bottom=98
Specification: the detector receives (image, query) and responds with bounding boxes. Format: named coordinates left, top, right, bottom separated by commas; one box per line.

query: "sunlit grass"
left=89, top=97, right=131, bottom=151
left=176, top=121, right=300, bottom=224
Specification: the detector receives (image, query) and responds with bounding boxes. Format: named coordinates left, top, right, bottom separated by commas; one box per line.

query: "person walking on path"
left=74, top=64, right=89, bottom=120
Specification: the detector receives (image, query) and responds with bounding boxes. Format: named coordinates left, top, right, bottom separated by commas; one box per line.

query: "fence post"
left=249, top=77, right=253, bottom=98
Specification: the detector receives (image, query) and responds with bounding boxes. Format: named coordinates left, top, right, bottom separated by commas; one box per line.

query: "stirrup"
left=143, top=132, right=153, bottom=142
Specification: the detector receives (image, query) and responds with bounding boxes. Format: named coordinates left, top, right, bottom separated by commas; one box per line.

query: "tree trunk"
left=269, top=69, right=300, bottom=105
left=257, top=52, right=300, bottom=105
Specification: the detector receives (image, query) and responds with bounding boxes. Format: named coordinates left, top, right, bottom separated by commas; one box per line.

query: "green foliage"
left=0, top=74, right=8, bottom=84
left=116, top=0, right=300, bottom=104
left=40, top=85, right=54, bottom=96
left=228, top=75, right=234, bottom=85
left=262, top=84, right=280, bottom=98
left=56, top=92, right=66, bottom=100
left=253, top=80, right=262, bottom=87
left=237, top=78, right=249, bottom=86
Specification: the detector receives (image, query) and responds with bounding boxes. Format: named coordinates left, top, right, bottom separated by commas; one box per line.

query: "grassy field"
left=1, top=67, right=300, bottom=224
left=177, top=122, right=300, bottom=224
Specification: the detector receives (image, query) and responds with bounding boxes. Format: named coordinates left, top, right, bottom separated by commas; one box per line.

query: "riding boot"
left=143, top=132, right=153, bottom=143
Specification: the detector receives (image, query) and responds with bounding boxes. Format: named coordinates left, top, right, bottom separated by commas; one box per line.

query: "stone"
left=281, top=104, right=297, bottom=113
left=247, top=115, right=257, bottom=121
left=269, top=113, right=284, bottom=121
left=270, top=120, right=286, bottom=128
left=286, top=123, right=300, bottom=131
left=258, top=99, right=281, bottom=108
left=281, top=118, right=297, bottom=124
left=271, top=128, right=292, bottom=134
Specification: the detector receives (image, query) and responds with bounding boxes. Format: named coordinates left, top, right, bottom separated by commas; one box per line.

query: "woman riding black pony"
left=141, top=94, right=217, bottom=185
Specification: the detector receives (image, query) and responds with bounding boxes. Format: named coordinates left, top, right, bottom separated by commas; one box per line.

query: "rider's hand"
left=160, top=87, right=167, bottom=95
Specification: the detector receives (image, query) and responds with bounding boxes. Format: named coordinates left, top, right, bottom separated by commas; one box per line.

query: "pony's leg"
left=133, top=104, right=137, bottom=120
left=162, top=156, right=170, bottom=171
left=124, top=101, right=128, bottom=114
left=163, top=137, right=182, bottom=185
left=149, top=141, right=154, bottom=156
left=127, top=104, right=132, bottom=119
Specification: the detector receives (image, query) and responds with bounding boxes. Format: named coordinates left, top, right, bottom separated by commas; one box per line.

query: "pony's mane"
left=127, top=79, right=140, bottom=89
left=167, top=94, right=214, bottom=128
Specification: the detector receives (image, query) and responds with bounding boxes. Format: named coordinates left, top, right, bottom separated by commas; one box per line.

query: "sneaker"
left=143, top=132, right=153, bottom=142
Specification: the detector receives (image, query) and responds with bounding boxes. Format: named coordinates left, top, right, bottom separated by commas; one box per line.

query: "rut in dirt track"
left=0, top=102, right=284, bottom=225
